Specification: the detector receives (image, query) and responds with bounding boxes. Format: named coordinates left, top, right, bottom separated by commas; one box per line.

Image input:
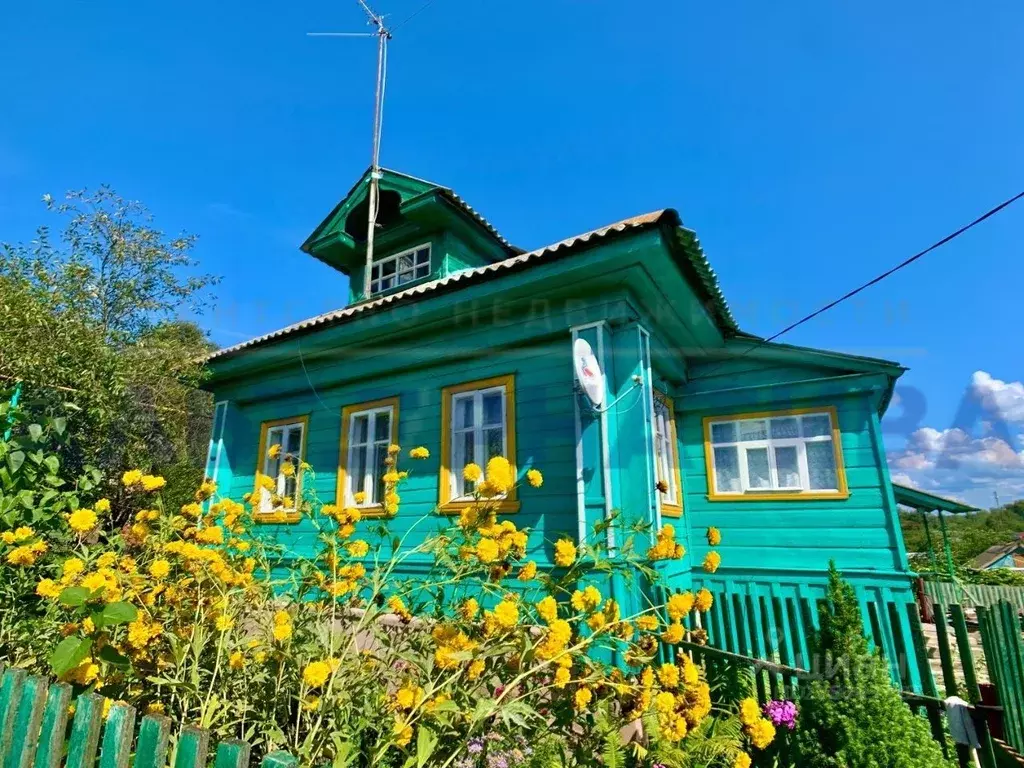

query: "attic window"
left=370, top=244, right=431, bottom=295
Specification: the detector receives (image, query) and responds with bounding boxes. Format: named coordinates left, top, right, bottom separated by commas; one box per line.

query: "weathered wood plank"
left=65, top=695, right=104, bottom=768
left=32, top=683, right=71, bottom=768
left=173, top=726, right=210, bottom=768
left=213, top=739, right=252, bottom=768
left=0, top=669, right=28, bottom=768
left=4, top=676, right=46, bottom=768
left=98, top=704, right=136, bottom=768
left=133, top=716, right=171, bottom=768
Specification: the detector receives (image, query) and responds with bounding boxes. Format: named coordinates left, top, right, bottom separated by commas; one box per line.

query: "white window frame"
left=369, top=243, right=431, bottom=295
left=449, top=385, right=508, bottom=500
left=259, top=420, right=305, bottom=513
left=652, top=392, right=680, bottom=510
left=343, top=404, right=395, bottom=508
left=706, top=409, right=844, bottom=497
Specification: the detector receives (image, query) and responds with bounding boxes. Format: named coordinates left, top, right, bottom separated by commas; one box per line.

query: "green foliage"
left=900, top=503, right=1024, bottom=570
left=790, top=563, right=955, bottom=768
left=0, top=187, right=219, bottom=512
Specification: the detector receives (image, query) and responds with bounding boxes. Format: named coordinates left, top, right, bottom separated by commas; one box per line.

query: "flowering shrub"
left=0, top=419, right=763, bottom=766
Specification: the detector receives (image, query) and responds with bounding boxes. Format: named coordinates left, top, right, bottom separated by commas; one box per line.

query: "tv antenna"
left=309, top=0, right=392, bottom=300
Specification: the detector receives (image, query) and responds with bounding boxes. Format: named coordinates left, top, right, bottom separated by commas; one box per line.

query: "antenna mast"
left=360, top=0, right=391, bottom=301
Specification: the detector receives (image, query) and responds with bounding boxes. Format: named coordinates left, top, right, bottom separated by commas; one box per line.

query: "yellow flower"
left=571, top=585, right=602, bottom=613
left=475, top=538, right=499, bottom=564
left=353, top=491, right=367, bottom=505
left=196, top=526, right=225, bottom=545
left=272, top=622, right=293, bottom=642
left=180, top=502, right=202, bottom=519
left=394, top=684, right=423, bottom=710
left=409, top=446, right=429, bottom=459
left=462, top=463, right=482, bottom=483
left=97, top=552, right=116, bottom=569
left=393, top=719, right=413, bottom=748
left=748, top=718, right=776, bottom=750
left=526, top=468, right=543, bottom=488
left=140, top=474, right=166, bottom=491
left=703, top=551, right=722, bottom=573
left=553, top=667, right=571, bottom=688
left=62, top=557, right=85, bottom=580
left=215, top=615, right=235, bottom=632
left=302, top=696, right=320, bottom=712
left=658, top=663, right=680, bottom=689
left=734, top=753, right=752, bottom=768
left=706, top=526, right=722, bottom=546
left=146, top=702, right=166, bottom=715
left=458, top=598, right=480, bottom=621
left=7, top=546, right=37, bottom=566
left=68, top=508, right=98, bottom=533
left=666, top=591, right=694, bottom=621
left=467, top=659, right=486, bottom=680
left=661, top=622, right=684, bottom=644
left=492, top=599, right=519, bottom=629
left=346, top=539, right=369, bottom=558
left=536, top=595, right=558, bottom=624
left=267, top=444, right=281, bottom=459
left=738, top=697, right=761, bottom=727
left=0, top=532, right=14, bottom=544
left=518, top=560, right=537, bottom=580
left=303, top=660, right=332, bottom=688
left=553, top=538, right=577, bottom=568
left=122, top=469, right=143, bottom=487
left=14, top=526, right=34, bottom=541
left=636, top=615, right=659, bottom=632
left=94, top=499, right=111, bottom=514
left=695, top=588, right=714, bottom=612
left=229, top=651, right=245, bottom=670
left=388, top=596, right=412, bottom=621
left=484, top=456, right=514, bottom=494
left=574, top=687, right=593, bottom=710
left=150, top=559, right=171, bottom=580
left=281, top=461, right=295, bottom=478
left=36, top=578, right=61, bottom=598
left=388, top=444, right=401, bottom=455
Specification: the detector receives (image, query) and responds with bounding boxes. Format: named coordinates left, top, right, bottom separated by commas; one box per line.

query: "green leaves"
left=59, top=586, right=91, bottom=607
left=50, top=636, right=93, bottom=677
left=98, top=601, right=138, bottom=627
left=7, top=450, right=24, bottom=473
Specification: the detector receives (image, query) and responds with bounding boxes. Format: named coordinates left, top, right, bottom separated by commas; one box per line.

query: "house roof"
left=207, top=208, right=739, bottom=362
left=972, top=542, right=1024, bottom=570
left=893, top=483, right=978, bottom=514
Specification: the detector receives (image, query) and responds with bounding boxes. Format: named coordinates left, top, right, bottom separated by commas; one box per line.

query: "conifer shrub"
left=790, top=563, right=955, bottom=768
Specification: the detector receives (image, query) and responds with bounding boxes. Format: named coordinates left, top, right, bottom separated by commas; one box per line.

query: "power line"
left=391, top=0, right=436, bottom=31
left=692, top=188, right=1024, bottom=380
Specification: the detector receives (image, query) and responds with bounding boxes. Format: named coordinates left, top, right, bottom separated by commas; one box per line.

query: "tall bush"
left=790, top=563, right=954, bottom=768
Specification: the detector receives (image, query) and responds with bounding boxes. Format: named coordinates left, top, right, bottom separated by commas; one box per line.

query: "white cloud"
left=971, top=371, right=1024, bottom=424
left=887, top=370, right=1024, bottom=508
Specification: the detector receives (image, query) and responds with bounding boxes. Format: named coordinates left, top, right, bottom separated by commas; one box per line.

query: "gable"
left=300, top=168, right=518, bottom=278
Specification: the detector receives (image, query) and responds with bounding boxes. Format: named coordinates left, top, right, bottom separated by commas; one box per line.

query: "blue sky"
left=2, top=1, right=1022, bottom=507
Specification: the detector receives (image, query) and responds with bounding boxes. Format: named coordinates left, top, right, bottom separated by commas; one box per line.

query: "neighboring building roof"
left=208, top=209, right=739, bottom=362
left=893, top=483, right=978, bottom=514
left=972, top=542, right=1024, bottom=570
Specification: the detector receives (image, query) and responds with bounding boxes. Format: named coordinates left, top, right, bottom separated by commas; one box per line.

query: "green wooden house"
left=202, top=168, right=924, bottom=687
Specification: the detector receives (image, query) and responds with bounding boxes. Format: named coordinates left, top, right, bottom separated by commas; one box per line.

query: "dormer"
left=301, top=168, right=521, bottom=305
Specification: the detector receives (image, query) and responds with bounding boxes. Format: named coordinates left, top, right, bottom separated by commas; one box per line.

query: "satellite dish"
left=573, top=338, right=605, bottom=406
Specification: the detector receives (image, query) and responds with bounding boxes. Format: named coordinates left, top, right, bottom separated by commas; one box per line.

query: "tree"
left=0, top=187, right=219, bottom=514
left=790, top=563, right=955, bottom=768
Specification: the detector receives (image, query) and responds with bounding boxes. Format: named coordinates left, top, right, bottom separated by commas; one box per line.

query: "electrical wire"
left=391, top=0, right=436, bottom=32
left=691, top=188, right=1024, bottom=381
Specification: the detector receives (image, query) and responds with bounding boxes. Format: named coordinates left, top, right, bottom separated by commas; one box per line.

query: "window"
left=439, top=375, right=519, bottom=514
left=338, top=397, right=399, bottom=515
left=652, top=391, right=682, bottom=516
left=704, top=407, right=848, bottom=500
left=255, top=416, right=309, bottom=521
left=369, top=244, right=431, bottom=295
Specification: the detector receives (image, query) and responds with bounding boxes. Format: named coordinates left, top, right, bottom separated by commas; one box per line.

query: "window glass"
left=343, top=405, right=395, bottom=508
left=369, top=245, right=432, bottom=295
left=713, top=446, right=741, bottom=493
left=448, top=385, right=508, bottom=500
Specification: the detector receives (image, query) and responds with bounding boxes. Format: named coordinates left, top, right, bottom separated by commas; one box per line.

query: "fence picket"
left=32, top=683, right=70, bottom=768
left=949, top=604, right=998, bottom=768
left=66, top=695, right=104, bottom=768
left=261, top=751, right=297, bottom=768
left=0, top=668, right=27, bottom=768
left=99, top=704, right=136, bottom=768
left=134, top=716, right=171, bottom=768
left=174, top=725, right=210, bottom=768
left=214, top=739, right=252, bottom=768
left=5, top=676, right=47, bottom=768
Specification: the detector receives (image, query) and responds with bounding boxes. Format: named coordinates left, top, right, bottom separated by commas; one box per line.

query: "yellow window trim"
left=336, top=396, right=400, bottom=518
left=253, top=414, right=310, bottom=524
left=654, top=390, right=683, bottom=518
left=702, top=405, right=850, bottom=502
left=439, top=374, right=520, bottom=515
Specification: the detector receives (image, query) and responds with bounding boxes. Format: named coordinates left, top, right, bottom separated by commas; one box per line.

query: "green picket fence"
left=977, top=602, right=1024, bottom=756
left=0, top=666, right=297, bottom=768
left=925, top=581, right=1024, bottom=615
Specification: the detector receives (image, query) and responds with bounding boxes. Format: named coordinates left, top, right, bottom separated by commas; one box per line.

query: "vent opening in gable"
left=344, top=190, right=403, bottom=242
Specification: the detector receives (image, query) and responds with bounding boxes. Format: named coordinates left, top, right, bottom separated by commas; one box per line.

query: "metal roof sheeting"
left=207, top=209, right=735, bottom=362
